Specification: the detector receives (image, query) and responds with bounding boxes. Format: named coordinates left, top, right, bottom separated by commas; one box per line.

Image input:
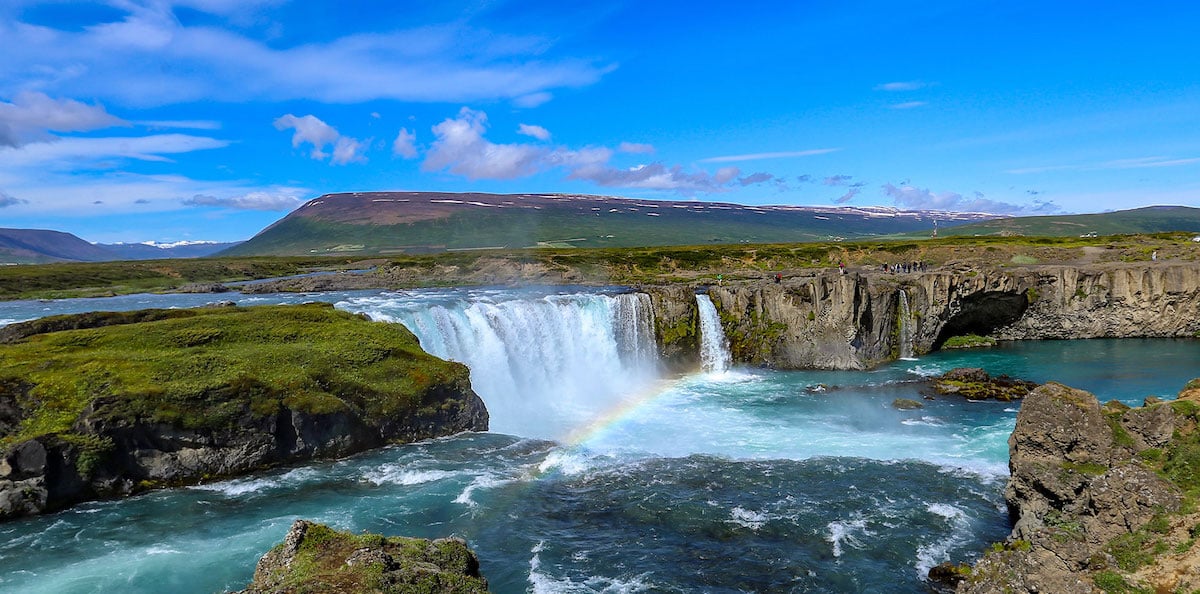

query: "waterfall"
left=696, top=294, right=732, bottom=373
left=898, top=289, right=915, bottom=360
left=376, top=292, right=660, bottom=440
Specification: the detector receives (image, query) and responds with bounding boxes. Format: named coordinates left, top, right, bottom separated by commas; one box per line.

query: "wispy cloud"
left=138, top=120, right=222, bottom=130
left=823, top=174, right=853, bottom=186
left=0, top=134, right=230, bottom=168
left=875, top=81, right=931, bottom=92
left=273, top=114, right=366, bottom=165
left=0, top=189, right=26, bottom=208
left=889, top=101, right=927, bottom=110
left=835, top=188, right=860, bottom=204
left=516, top=123, right=551, bottom=141
left=618, top=142, right=654, bottom=154
left=0, top=91, right=128, bottom=147
left=1, top=6, right=612, bottom=107
left=882, top=182, right=1060, bottom=215
left=1007, top=155, right=1200, bottom=174
left=698, top=148, right=840, bottom=163
left=183, top=189, right=305, bottom=211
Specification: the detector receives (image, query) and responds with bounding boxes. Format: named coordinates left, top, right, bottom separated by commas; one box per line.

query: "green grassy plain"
left=3, top=233, right=1197, bottom=300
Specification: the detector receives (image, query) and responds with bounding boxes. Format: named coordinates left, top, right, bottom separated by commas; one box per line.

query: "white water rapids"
left=696, top=294, right=732, bottom=373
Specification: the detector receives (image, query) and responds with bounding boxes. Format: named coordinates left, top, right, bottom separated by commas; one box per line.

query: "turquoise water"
left=0, top=290, right=1197, bottom=593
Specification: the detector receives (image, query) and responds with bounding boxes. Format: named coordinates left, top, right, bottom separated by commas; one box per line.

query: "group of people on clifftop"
left=882, top=261, right=927, bottom=274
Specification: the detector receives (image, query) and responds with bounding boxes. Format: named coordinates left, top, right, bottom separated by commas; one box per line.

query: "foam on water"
left=826, top=517, right=870, bottom=558
left=914, top=502, right=974, bottom=577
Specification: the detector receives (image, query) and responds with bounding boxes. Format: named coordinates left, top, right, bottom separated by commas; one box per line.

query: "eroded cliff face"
left=648, top=262, right=1200, bottom=370
left=956, top=383, right=1200, bottom=594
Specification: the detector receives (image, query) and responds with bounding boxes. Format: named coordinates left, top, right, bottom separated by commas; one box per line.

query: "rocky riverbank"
left=951, top=381, right=1200, bottom=593
left=0, top=303, right=488, bottom=520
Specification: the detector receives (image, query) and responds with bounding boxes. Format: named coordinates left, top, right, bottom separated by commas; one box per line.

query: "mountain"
left=929, top=205, right=1200, bottom=238
left=0, top=228, right=241, bottom=264
left=0, top=228, right=116, bottom=263
left=221, top=191, right=997, bottom=256
left=97, top=241, right=242, bottom=260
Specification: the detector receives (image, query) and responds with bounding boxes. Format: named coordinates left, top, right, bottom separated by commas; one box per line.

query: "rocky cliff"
left=238, top=520, right=489, bottom=593
left=0, top=304, right=488, bottom=520
left=955, top=381, right=1200, bottom=593
left=647, top=262, right=1200, bottom=370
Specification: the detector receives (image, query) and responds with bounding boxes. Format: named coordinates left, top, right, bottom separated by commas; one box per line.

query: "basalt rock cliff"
left=955, top=381, right=1200, bottom=593
left=648, top=262, right=1200, bottom=370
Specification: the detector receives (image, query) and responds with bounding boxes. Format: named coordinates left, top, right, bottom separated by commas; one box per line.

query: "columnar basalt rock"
left=646, top=262, right=1200, bottom=370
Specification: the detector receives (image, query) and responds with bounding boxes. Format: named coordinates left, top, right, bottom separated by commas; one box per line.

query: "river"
left=1, top=287, right=1197, bottom=593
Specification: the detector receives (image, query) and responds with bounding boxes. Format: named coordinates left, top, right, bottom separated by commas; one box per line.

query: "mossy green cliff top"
left=238, top=520, right=489, bottom=594
left=0, top=303, right=487, bottom=519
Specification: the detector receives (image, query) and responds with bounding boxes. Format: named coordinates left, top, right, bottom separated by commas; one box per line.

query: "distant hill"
left=98, top=241, right=242, bottom=260
left=929, top=205, right=1200, bottom=238
left=0, top=228, right=240, bottom=264
left=221, top=192, right=997, bottom=256
left=0, top=228, right=115, bottom=263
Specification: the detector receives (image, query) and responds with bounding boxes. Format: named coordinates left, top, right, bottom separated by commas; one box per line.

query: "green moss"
left=0, top=304, right=466, bottom=449
left=1105, top=413, right=1136, bottom=448
left=1025, top=287, right=1040, bottom=303
left=1093, top=571, right=1152, bottom=594
left=1106, top=530, right=1158, bottom=572
left=942, top=334, right=997, bottom=349
left=1061, top=461, right=1109, bottom=476
left=258, top=522, right=487, bottom=593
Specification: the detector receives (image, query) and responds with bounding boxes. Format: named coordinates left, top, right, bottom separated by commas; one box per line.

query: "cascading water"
left=352, top=291, right=660, bottom=440
left=696, top=294, right=732, bottom=373
left=898, top=289, right=915, bottom=360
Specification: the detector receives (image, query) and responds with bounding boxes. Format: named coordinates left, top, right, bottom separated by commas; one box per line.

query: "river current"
left=1, top=288, right=1197, bottom=593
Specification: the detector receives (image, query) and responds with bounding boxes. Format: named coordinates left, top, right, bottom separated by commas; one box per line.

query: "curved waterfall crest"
left=696, top=294, right=732, bottom=373
left=377, top=291, right=661, bottom=440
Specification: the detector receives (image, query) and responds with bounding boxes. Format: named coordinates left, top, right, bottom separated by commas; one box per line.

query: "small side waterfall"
left=696, top=294, right=732, bottom=373
left=377, top=291, right=661, bottom=440
left=897, top=289, right=915, bottom=360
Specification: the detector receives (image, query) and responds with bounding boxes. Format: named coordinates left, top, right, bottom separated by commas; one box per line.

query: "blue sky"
left=1, top=0, right=1199, bottom=243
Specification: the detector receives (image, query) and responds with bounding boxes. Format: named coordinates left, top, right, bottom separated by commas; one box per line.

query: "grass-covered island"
left=238, top=520, right=489, bottom=594
left=0, top=303, right=488, bottom=520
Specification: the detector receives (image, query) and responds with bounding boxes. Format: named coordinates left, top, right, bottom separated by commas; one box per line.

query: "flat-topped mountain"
left=220, top=191, right=997, bottom=256
left=932, top=205, right=1200, bottom=238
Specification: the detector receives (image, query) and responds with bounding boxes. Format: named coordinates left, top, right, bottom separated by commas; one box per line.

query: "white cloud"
left=392, top=128, right=417, bottom=158
left=331, top=136, right=366, bottom=165
left=273, top=113, right=366, bottom=164
left=699, top=149, right=840, bottom=163
left=882, top=182, right=1060, bottom=214
left=183, top=189, right=304, bottom=210
left=890, top=101, right=927, bottom=109
left=423, top=108, right=546, bottom=179
left=517, top=123, right=551, bottom=141
left=618, top=142, right=654, bottom=154
left=875, top=81, right=930, bottom=91
left=0, top=91, right=128, bottom=147
left=420, top=108, right=771, bottom=194
left=0, top=7, right=611, bottom=107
